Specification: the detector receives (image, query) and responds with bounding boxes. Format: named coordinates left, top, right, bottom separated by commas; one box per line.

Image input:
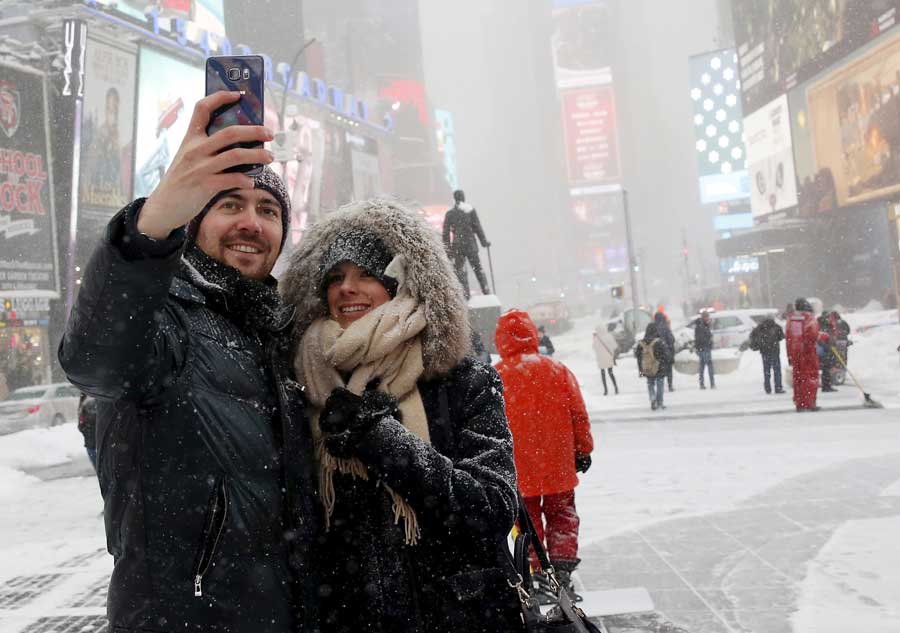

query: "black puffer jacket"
left=314, top=358, right=521, bottom=633
left=749, top=318, right=784, bottom=356
left=58, top=202, right=320, bottom=632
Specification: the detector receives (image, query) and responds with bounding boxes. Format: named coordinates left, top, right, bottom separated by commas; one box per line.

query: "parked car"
left=605, top=307, right=653, bottom=354
left=674, top=308, right=780, bottom=351
left=0, top=383, right=81, bottom=435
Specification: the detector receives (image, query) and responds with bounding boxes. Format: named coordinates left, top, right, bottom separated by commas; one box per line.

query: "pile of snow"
left=0, top=422, right=84, bottom=472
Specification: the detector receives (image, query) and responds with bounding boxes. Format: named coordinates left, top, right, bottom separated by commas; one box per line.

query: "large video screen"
left=133, top=47, right=204, bottom=199
left=689, top=49, right=750, bottom=205
left=551, top=0, right=614, bottom=88
left=744, top=94, right=798, bottom=218
left=791, top=29, right=900, bottom=211
left=734, top=0, right=899, bottom=115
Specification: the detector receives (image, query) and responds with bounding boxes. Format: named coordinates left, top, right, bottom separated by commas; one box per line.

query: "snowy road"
left=0, top=309, right=898, bottom=632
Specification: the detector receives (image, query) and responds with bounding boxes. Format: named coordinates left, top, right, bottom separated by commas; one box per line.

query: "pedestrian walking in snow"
left=592, top=324, right=619, bottom=395
left=281, top=198, right=522, bottom=633
left=58, top=92, right=319, bottom=632
left=538, top=325, right=556, bottom=356
left=636, top=323, right=671, bottom=410
left=442, top=189, right=491, bottom=299
left=694, top=310, right=716, bottom=389
left=749, top=317, right=785, bottom=394
left=654, top=311, right=676, bottom=391
left=786, top=298, right=824, bottom=412
left=494, top=309, right=594, bottom=603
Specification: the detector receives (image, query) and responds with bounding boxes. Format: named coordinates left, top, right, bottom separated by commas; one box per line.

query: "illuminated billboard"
left=133, top=48, right=204, bottom=198
left=560, top=85, right=621, bottom=187
left=79, top=39, right=136, bottom=212
left=791, top=29, right=900, bottom=210
left=689, top=49, right=750, bottom=204
left=733, top=0, right=899, bottom=115
left=744, top=94, right=798, bottom=218
left=551, top=0, right=614, bottom=88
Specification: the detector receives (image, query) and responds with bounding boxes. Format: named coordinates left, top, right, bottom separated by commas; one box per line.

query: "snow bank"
left=0, top=422, right=85, bottom=472
left=792, top=516, right=900, bottom=632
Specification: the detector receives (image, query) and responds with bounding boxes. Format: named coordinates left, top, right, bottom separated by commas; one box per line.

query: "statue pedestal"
left=468, top=294, right=502, bottom=355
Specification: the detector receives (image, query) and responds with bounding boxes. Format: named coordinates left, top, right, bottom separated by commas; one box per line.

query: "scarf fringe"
left=316, top=438, right=421, bottom=546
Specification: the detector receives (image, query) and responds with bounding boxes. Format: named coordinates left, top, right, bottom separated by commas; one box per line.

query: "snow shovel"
left=829, top=344, right=883, bottom=409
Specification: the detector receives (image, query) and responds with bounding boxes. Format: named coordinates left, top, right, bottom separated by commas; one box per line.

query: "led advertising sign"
left=744, top=94, right=798, bottom=218
left=689, top=49, right=750, bottom=204
left=734, top=0, right=899, bottom=115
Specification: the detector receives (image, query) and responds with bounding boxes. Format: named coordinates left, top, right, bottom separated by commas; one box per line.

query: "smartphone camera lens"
left=227, top=67, right=241, bottom=81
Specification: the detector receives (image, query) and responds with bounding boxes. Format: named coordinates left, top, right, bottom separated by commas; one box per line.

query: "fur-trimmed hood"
left=279, top=197, right=471, bottom=378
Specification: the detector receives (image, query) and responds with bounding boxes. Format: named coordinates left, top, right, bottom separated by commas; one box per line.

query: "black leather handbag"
left=503, top=493, right=604, bottom=633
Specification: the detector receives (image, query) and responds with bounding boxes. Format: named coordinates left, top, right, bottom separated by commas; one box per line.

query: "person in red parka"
left=785, top=297, right=826, bottom=412
left=494, top=309, right=594, bottom=601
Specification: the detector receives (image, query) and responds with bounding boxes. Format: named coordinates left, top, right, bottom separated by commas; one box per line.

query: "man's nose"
left=234, top=207, right=263, bottom=234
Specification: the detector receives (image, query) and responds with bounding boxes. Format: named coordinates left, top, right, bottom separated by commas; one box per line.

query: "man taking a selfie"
left=59, top=91, right=319, bottom=632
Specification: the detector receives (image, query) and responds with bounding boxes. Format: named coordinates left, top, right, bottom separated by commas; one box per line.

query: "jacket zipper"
left=194, top=478, right=228, bottom=597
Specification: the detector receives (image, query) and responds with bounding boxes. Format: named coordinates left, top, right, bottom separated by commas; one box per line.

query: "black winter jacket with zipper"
left=313, top=358, right=522, bottom=633
left=58, top=201, right=320, bottom=632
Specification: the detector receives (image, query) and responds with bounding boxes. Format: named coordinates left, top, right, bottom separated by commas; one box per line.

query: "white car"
left=674, top=308, right=781, bottom=351
left=0, top=383, right=81, bottom=435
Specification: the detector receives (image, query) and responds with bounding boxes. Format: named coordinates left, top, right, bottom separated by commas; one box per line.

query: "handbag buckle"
left=507, top=573, right=534, bottom=608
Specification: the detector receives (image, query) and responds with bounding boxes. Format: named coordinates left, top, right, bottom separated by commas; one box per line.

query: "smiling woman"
left=279, top=198, right=523, bottom=632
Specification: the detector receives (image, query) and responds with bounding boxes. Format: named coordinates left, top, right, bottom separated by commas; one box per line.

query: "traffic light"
left=611, top=285, right=625, bottom=299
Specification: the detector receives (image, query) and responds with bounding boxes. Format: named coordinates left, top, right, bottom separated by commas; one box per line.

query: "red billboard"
left=561, top=85, right=621, bottom=186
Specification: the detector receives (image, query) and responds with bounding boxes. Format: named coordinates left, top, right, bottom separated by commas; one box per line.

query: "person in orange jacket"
left=494, top=309, right=594, bottom=601
left=785, top=297, right=827, bottom=412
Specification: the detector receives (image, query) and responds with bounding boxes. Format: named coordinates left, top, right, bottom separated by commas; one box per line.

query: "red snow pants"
left=793, top=369, right=819, bottom=410
left=523, top=489, right=579, bottom=568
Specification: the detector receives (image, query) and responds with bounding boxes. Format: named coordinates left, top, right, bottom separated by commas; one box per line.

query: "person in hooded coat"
left=785, top=298, right=823, bottom=411
left=494, top=309, right=593, bottom=600
left=592, top=324, right=619, bottom=395
left=748, top=316, right=785, bottom=394
left=280, top=198, right=521, bottom=633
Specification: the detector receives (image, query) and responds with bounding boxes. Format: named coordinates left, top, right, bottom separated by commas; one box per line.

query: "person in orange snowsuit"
left=785, top=298, right=826, bottom=412
left=494, top=309, right=594, bottom=600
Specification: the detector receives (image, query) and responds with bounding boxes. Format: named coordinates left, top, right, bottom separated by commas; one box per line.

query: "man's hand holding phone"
left=137, top=91, right=274, bottom=240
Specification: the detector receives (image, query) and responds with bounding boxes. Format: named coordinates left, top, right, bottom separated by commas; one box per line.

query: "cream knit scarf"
left=296, top=269, right=429, bottom=545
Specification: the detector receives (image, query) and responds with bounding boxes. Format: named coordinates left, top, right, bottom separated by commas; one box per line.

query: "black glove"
left=321, top=384, right=401, bottom=458
left=575, top=453, right=592, bottom=474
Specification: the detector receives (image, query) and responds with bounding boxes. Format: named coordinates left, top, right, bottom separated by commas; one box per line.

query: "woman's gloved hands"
left=320, top=381, right=401, bottom=458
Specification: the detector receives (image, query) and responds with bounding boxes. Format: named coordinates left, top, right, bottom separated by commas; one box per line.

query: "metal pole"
left=622, top=189, right=640, bottom=315
left=485, top=245, right=497, bottom=296
left=64, top=97, right=83, bottom=320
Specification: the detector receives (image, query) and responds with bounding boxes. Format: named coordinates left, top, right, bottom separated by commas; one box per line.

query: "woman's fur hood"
left=279, top=197, right=471, bottom=378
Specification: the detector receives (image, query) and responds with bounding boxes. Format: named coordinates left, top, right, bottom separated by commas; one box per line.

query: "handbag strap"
left=516, top=491, right=555, bottom=577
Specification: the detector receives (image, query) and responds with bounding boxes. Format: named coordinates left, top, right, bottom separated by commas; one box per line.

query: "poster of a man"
left=79, top=39, right=135, bottom=211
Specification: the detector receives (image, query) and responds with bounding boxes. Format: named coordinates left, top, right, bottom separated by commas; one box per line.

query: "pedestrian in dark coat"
left=749, top=317, right=785, bottom=394
left=442, top=189, right=491, bottom=298
left=280, top=198, right=521, bottom=633
left=538, top=325, right=556, bottom=356
left=817, top=310, right=850, bottom=392
left=653, top=311, right=676, bottom=391
left=58, top=93, right=319, bottom=633
left=636, top=323, right=671, bottom=410
left=694, top=311, right=716, bottom=389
